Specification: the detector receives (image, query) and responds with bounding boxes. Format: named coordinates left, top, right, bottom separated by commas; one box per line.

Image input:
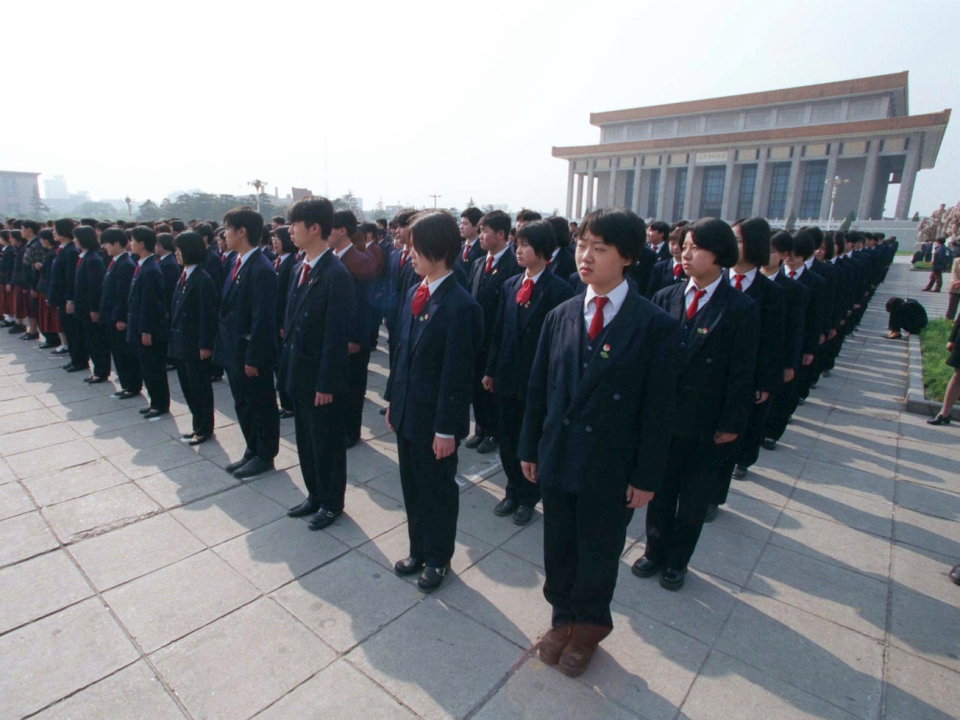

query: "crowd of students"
left=0, top=203, right=896, bottom=679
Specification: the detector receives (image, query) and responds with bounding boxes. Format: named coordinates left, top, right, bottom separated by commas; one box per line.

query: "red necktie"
left=56, top=246, right=61, bottom=256
left=462, top=244, right=470, bottom=262
left=297, top=264, right=309, bottom=288
left=179, top=271, right=186, bottom=289
left=588, top=296, right=608, bottom=340
left=107, top=258, right=115, bottom=271
left=76, top=256, right=83, bottom=269
left=400, top=250, right=408, bottom=267
left=133, top=263, right=141, bottom=279
left=734, top=274, right=745, bottom=291
left=274, top=257, right=280, bottom=270
left=484, top=254, right=494, bottom=274
left=516, top=278, right=533, bottom=305
left=411, top=282, right=430, bottom=317
left=789, top=270, right=796, bottom=279
left=686, top=288, right=707, bottom=320
left=672, top=264, right=682, bottom=278
left=229, top=257, right=241, bottom=283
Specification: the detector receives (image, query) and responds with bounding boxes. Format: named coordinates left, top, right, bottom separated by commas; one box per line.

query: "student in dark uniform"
left=35, top=229, right=61, bottom=350
left=169, top=232, right=219, bottom=445
left=520, top=207, right=679, bottom=678
left=126, top=226, right=170, bottom=418
left=646, top=220, right=672, bottom=261
left=645, top=224, right=687, bottom=298
left=72, top=226, right=110, bottom=384
left=457, top=207, right=485, bottom=278
left=281, top=197, right=355, bottom=530
left=545, top=215, right=577, bottom=281
left=384, top=209, right=420, bottom=371
left=213, top=207, right=279, bottom=479
left=385, top=210, right=483, bottom=592
left=53, top=219, right=88, bottom=372
left=99, top=229, right=141, bottom=399
left=635, top=217, right=759, bottom=592
left=885, top=297, right=928, bottom=339
left=272, top=225, right=298, bottom=419
left=467, top=209, right=520, bottom=454
left=483, top=220, right=573, bottom=526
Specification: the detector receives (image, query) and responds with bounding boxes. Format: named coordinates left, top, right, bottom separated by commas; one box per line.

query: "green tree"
left=839, top=210, right=856, bottom=233
left=137, top=199, right=162, bottom=221
left=466, top=197, right=476, bottom=208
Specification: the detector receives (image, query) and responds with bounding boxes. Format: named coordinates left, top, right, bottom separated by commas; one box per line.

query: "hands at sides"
left=199, top=349, right=212, bottom=360
left=314, top=392, right=333, bottom=406
left=244, top=364, right=259, bottom=378
left=521, top=461, right=537, bottom=483
left=754, top=390, right=769, bottom=404
left=433, top=435, right=455, bottom=459
left=714, top=431, right=738, bottom=444
left=626, top=486, right=654, bottom=509
left=801, top=353, right=814, bottom=367
left=481, top=375, right=494, bottom=392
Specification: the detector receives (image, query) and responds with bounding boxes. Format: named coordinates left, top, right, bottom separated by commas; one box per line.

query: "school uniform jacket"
left=485, top=272, right=574, bottom=401
left=168, top=268, right=218, bottom=361
left=126, top=255, right=168, bottom=345
left=213, top=248, right=278, bottom=373
left=274, top=253, right=298, bottom=337
left=547, top=247, right=577, bottom=282
left=741, top=272, right=785, bottom=394
left=159, top=253, right=182, bottom=314
left=793, top=268, right=827, bottom=356
left=810, top=258, right=840, bottom=334
left=99, top=253, right=135, bottom=328
left=385, top=250, right=418, bottom=334
left=49, top=242, right=80, bottom=309
left=384, top=274, right=483, bottom=442
left=278, top=251, right=354, bottom=399
left=646, top=258, right=686, bottom=299
left=772, top=270, right=807, bottom=372
left=74, top=252, right=106, bottom=319
left=458, top=240, right=485, bottom=279
left=653, top=279, right=760, bottom=441
left=338, top=245, right=375, bottom=353
left=519, top=288, right=680, bottom=495
left=469, top=250, right=520, bottom=350
left=203, top=249, right=223, bottom=297
left=627, top=245, right=658, bottom=299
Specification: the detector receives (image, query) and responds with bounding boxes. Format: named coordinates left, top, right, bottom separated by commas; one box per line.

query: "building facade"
left=0, top=171, right=42, bottom=217
left=555, top=73, right=950, bottom=223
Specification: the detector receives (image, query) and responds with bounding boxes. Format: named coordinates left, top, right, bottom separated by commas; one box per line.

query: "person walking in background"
left=924, top=238, right=950, bottom=292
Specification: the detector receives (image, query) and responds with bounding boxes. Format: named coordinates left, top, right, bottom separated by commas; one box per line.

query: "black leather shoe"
left=188, top=434, right=211, bottom=446
left=143, top=409, right=167, bottom=420
left=950, top=563, right=960, bottom=586
left=65, top=364, right=88, bottom=373
left=86, top=376, right=107, bottom=385
left=703, top=504, right=719, bottom=523
left=38, top=342, right=59, bottom=349
left=762, top=438, right=777, bottom=450
left=117, top=390, right=140, bottom=400
left=927, top=414, right=952, bottom=426
left=660, top=566, right=687, bottom=591
left=233, top=457, right=274, bottom=479
left=631, top=556, right=660, bottom=578
left=224, top=456, right=253, bottom=473
left=181, top=433, right=196, bottom=440
left=378, top=407, right=387, bottom=416
left=279, top=409, right=294, bottom=419
left=797, top=397, right=806, bottom=405
left=8, top=325, right=24, bottom=334
left=477, top=437, right=498, bottom=454
left=394, top=556, right=425, bottom=576
left=732, top=465, right=748, bottom=480
left=139, top=406, right=153, bottom=415
left=345, top=437, right=359, bottom=449
left=287, top=500, right=320, bottom=518
left=494, top=497, right=517, bottom=517
left=821, top=369, right=831, bottom=378
left=513, top=505, right=534, bottom=525
left=464, top=434, right=483, bottom=449
left=417, top=565, right=447, bottom=592
left=308, top=507, right=341, bottom=531
left=20, top=332, right=39, bottom=340
left=52, top=346, right=70, bottom=355
left=112, top=390, right=127, bottom=398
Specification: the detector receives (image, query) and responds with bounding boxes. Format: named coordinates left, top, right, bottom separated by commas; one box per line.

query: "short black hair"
left=175, top=231, right=207, bottom=266
left=833, top=231, right=846, bottom=255
left=80, top=217, right=98, bottom=229
left=460, top=207, right=483, bottom=226
left=223, top=206, right=265, bottom=246
left=157, top=232, right=175, bottom=253
left=516, top=209, right=542, bottom=223
left=358, top=222, right=377, bottom=238
left=516, top=220, right=557, bottom=259
left=96, top=221, right=112, bottom=232
left=801, top=225, right=824, bottom=250
left=73, top=225, right=99, bottom=252
left=478, top=210, right=511, bottom=238
left=272, top=225, right=296, bottom=254
left=130, top=225, right=157, bottom=253
left=333, top=209, right=358, bottom=237
left=731, top=217, right=771, bottom=267
left=21, top=220, right=42, bottom=234
left=394, top=208, right=418, bottom=228
left=684, top=217, right=739, bottom=268
left=648, top=220, right=670, bottom=240
left=410, top=211, right=460, bottom=267
left=578, top=207, right=644, bottom=264
left=375, top=218, right=387, bottom=229
left=287, top=197, right=333, bottom=239
left=886, top=297, right=906, bottom=313
left=100, top=228, right=127, bottom=247
left=820, top=231, right=836, bottom=260
left=38, top=228, right=56, bottom=245
left=271, top=216, right=285, bottom=225
left=195, top=222, right=215, bottom=246
left=791, top=228, right=817, bottom=260
left=54, top=218, right=76, bottom=239
left=545, top=215, right=571, bottom=251
left=770, top=231, right=793, bottom=255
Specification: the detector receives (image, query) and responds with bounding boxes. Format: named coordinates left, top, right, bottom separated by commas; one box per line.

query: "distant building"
left=43, top=175, right=69, bottom=200
left=554, top=72, right=951, bottom=222
left=0, top=171, right=42, bottom=217
left=292, top=187, right=313, bottom=202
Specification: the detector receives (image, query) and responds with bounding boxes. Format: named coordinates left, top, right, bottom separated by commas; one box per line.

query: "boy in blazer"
left=385, top=211, right=483, bottom=592
left=483, top=220, right=573, bottom=525
left=213, top=207, right=279, bottom=479
left=457, top=207, right=485, bottom=278
left=468, top=210, right=520, bottom=454
left=645, top=226, right=687, bottom=298
left=520, top=207, right=679, bottom=678
left=126, top=226, right=170, bottom=418
left=271, top=225, right=298, bottom=418
left=99, top=229, right=141, bottom=398
left=53, top=219, right=89, bottom=372
left=72, top=226, right=111, bottom=384
left=170, top=232, right=219, bottom=444
left=384, top=209, right=420, bottom=370
left=636, top=217, right=759, bottom=592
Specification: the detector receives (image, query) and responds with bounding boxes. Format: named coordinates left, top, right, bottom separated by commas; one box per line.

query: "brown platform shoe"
left=537, top=624, right=574, bottom=666
left=558, top=623, right=612, bottom=677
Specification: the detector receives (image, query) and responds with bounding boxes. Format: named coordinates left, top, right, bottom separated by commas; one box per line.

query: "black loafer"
left=224, top=456, right=253, bottom=473
left=143, top=409, right=167, bottom=420
left=233, top=457, right=274, bottom=479
left=660, top=566, right=687, bottom=591
left=378, top=407, right=387, bottom=416
left=86, top=376, right=107, bottom=385
left=66, top=364, right=89, bottom=373
left=394, top=556, right=426, bottom=576
left=762, top=438, right=777, bottom=450
left=464, top=434, right=483, bottom=450
left=117, top=390, right=140, bottom=400
left=927, top=414, right=952, bottom=426
left=20, top=333, right=39, bottom=340
left=632, top=556, right=660, bottom=578
left=476, top=437, right=498, bottom=454
left=181, top=433, right=196, bottom=440
left=494, top=497, right=517, bottom=517
left=732, top=465, right=748, bottom=480
left=417, top=565, right=447, bottom=592
left=38, top=342, right=59, bottom=349
left=287, top=500, right=320, bottom=518
left=703, top=504, right=719, bottom=523
left=139, top=406, right=153, bottom=415
left=279, top=409, right=294, bottom=419
left=513, top=505, right=534, bottom=525
left=52, top=346, right=70, bottom=355
left=950, top=563, right=960, bottom=586
left=188, top=434, right=211, bottom=446
left=307, top=507, right=341, bottom=531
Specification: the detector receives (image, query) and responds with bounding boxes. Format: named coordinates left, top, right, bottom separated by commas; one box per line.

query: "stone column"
left=683, top=155, right=696, bottom=219
left=585, top=162, right=595, bottom=213
left=631, top=157, right=642, bottom=214
left=752, top=156, right=768, bottom=217
left=784, top=146, right=803, bottom=218
left=575, top=173, right=584, bottom=220
left=858, top=140, right=880, bottom=220
left=565, top=162, right=575, bottom=219
left=720, top=154, right=737, bottom=220
left=896, top=135, right=920, bottom=221
left=656, top=164, right=668, bottom=219
left=608, top=166, right=617, bottom=207
left=819, top=145, right=840, bottom=223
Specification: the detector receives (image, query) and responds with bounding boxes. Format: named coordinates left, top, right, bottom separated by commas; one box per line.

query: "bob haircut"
left=578, top=207, right=645, bottom=264
left=833, top=231, right=846, bottom=256
left=668, top=220, right=689, bottom=243
left=130, top=225, right=157, bottom=253
left=195, top=222, right=215, bottom=245
left=223, top=206, right=265, bottom=245
left=516, top=220, right=557, bottom=260
left=545, top=215, right=571, bottom=251
left=73, top=225, right=99, bottom=252
left=791, top=228, right=817, bottom=260
left=770, top=230, right=794, bottom=256
left=100, top=228, right=127, bottom=247
left=170, top=220, right=186, bottom=233
left=820, top=232, right=836, bottom=260
left=684, top=217, right=739, bottom=268
left=393, top=208, right=419, bottom=228
left=460, top=207, right=483, bottom=226
left=157, top=232, right=175, bottom=253
left=410, top=210, right=460, bottom=267
left=731, top=216, right=771, bottom=267
left=478, top=209, right=511, bottom=238
left=21, top=220, right=42, bottom=234
left=272, top=225, right=296, bottom=254
left=886, top=297, right=906, bottom=313
left=333, top=210, right=359, bottom=238
left=54, top=218, right=77, bottom=239
left=175, top=231, right=207, bottom=266
left=38, top=228, right=56, bottom=245
left=286, top=197, right=333, bottom=239
left=516, top=209, right=542, bottom=223
left=802, top=225, right=824, bottom=250
left=648, top=220, right=671, bottom=240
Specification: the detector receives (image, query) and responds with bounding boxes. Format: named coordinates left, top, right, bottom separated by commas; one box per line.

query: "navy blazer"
left=49, top=242, right=79, bottom=308
left=159, top=253, right=182, bottom=314
left=792, top=267, right=827, bottom=355
left=126, top=255, right=169, bottom=344
left=169, top=268, right=218, bottom=361
left=384, top=274, right=483, bottom=442
left=485, top=271, right=574, bottom=401
left=469, top=249, right=520, bottom=349
left=278, top=251, right=354, bottom=398
left=338, top=245, right=375, bottom=352
left=99, top=253, right=135, bottom=328
left=934, top=244, right=951, bottom=272
left=519, top=288, right=679, bottom=495
left=39, top=248, right=57, bottom=299
left=626, top=245, right=658, bottom=299
left=0, top=245, right=15, bottom=285
left=203, top=249, right=223, bottom=297
left=74, top=252, right=106, bottom=319
left=458, top=239, right=485, bottom=279
left=651, top=243, right=671, bottom=262
left=274, top=253, right=298, bottom=337
left=772, top=269, right=806, bottom=371
left=653, top=279, right=760, bottom=441
left=547, top=246, right=577, bottom=282
left=742, top=272, right=785, bottom=394
left=646, top=258, right=686, bottom=298
left=213, top=248, right=278, bottom=372
left=810, top=258, right=840, bottom=333
left=385, top=250, right=419, bottom=333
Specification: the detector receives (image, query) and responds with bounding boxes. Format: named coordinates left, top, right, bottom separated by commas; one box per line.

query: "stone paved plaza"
left=1, top=259, right=958, bottom=719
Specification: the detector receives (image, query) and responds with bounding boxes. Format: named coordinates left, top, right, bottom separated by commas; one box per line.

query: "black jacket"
left=213, top=248, right=278, bottom=372
left=169, top=268, right=219, bottom=361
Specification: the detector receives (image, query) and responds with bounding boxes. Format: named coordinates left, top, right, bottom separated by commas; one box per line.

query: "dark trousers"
left=542, top=480, right=629, bottom=629
left=139, top=341, right=170, bottom=412
left=346, top=349, right=371, bottom=445
left=176, top=357, right=214, bottom=437
left=925, top=270, right=943, bottom=292
left=711, top=396, right=773, bottom=505
left=397, top=435, right=459, bottom=568
left=82, top=317, right=111, bottom=379
left=61, top=308, right=88, bottom=368
left=293, top=394, right=347, bottom=511
left=645, top=436, right=716, bottom=570
left=471, top=356, right=498, bottom=438
left=765, top=378, right=799, bottom=442
left=947, top=293, right=960, bottom=322
left=226, top=367, right=279, bottom=462
left=109, top=327, right=141, bottom=392
left=499, top=395, right=540, bottom=507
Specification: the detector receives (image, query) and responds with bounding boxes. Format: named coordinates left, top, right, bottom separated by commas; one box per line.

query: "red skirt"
left=37, top=294, right=60, bottom=333
left=0, top=284, right=7, bottom=316
left=12, top=287, right=28, bottom=319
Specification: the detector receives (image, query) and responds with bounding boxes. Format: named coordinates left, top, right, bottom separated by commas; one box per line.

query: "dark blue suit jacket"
left=773, top=270, right=807, bottom=371
left=469, top=249, right=520, bottom=350
left=99, top=253, right=135, bottom=328
left=793, top=267, right=827, bottom=355
left=385, top=274, right=483, bottom=442
left=274, top=252, right=298, bottom=339
left=159, top=253, right=182, bottom=314
left=126, top=255, right=168, bottom=345
left=646, top=258, right=686, bottom=298
left=74, top=251, right=106, bottom=319
left=627, top=245, right=658, bottom=299
left=213, top=248, right=278, bottom=372
left=457, top=239, right=485, bottom=279
left=519, top=288, right=679, bottom=495
left=546, top=246, right=577, bottom=282
left=742, top=272, right=785, bottom=394
left=49, top=242, right=79, bottom=308
left=203, top=249, right=223, bottom=297
left=169, top=268, right=218, bottom=361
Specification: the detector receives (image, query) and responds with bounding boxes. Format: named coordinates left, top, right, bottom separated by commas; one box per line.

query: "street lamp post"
left=824, top=175, right=849, bottom=229
left=248, top=179, right=268, bottom=213
left=429, top=194, right=441, bottom=209
left=124, top=196, right=133, bottom=218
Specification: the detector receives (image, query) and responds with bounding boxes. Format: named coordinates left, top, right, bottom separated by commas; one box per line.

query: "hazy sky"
left=5, top=0, right=959, bottom=217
